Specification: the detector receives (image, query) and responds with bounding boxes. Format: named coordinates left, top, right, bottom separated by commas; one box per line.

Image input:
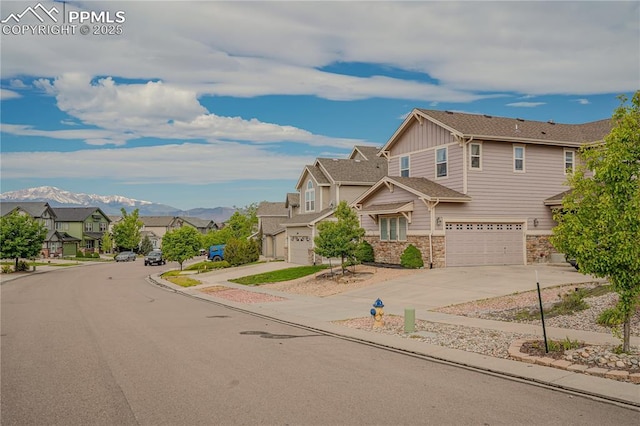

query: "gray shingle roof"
left=316, top=157, right=388, bottom=184
left=257, top=201, right=288, bottom=217
left=388, top=177, right=471, bottom=201
left=544, top=189, right=573, bottom=206
left=52, top=207, right=109, bottom=222
left=0, top=202, right=53, bottom=218
left=417, top=109, right=611, bottom=144
left=280, top=208, right=334, bottom=227
left=359, top=201, right=414, bottom=214
left=179, top=216, right=213, bottom=228
left=285, top=193, right=299, bottom=207
left=260, top=216, right=286, bottom=235
left=305, top=165, right=331, bottom=185
left=140, top=216, right=176, bottom=226
left=350, top=145, right=381, bottom=160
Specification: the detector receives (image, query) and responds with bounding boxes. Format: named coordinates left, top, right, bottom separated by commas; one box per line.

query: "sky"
left=1, top=0, right=638, bottom=210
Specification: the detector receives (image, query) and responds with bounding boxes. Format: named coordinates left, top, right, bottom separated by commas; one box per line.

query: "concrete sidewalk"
left=155, top=262, right=640, bottom=408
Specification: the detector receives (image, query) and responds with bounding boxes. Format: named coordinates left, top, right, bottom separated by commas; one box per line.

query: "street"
left=1, top=262, right=637, bottom=425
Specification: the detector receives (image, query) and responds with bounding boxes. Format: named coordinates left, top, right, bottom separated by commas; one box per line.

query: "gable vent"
left=483, top=114, right=492, bottom=118
left=445, top=110, right=454, bottom=114
left=516, top=118, right=525, bottom=122
left=548, top=120, right=556, bottom=125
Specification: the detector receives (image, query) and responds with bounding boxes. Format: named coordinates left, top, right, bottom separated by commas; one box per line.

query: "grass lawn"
left=161, top=270, right=202, bottom=287
left=229, top=264, right=329, bottom=285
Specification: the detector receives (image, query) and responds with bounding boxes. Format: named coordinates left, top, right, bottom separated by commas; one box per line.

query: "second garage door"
left=445, top=222, right=524, bottom=267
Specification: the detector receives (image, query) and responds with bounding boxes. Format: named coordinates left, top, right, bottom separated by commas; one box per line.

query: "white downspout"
left=422, top=198, right=440, bottom=268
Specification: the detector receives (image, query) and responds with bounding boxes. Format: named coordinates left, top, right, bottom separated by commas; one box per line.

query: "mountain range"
left=0, top=186, right=235, bottom=223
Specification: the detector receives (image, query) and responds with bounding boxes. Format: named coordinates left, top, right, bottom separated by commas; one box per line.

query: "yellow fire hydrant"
left=370, top=298, right=385, bottom=328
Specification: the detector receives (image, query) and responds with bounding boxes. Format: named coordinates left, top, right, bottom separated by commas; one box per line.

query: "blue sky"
left=1, top=1, right=638, bottom=210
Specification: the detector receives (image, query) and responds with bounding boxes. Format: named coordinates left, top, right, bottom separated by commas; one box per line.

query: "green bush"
left=224, top=238, right=260, bottom=267
left=355, top=240, right=375, bottom=263
left=16, top=260, right=30, bottom=272
left=2, top=265, right=13, bottom=274
left=597, top=307, right=625, bottom=327
left=76, top=250, right=84, bottom=257
left=400, top=244, right=424, bottom=269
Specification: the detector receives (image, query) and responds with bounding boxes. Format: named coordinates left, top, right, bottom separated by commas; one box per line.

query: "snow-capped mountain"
left=0, top=186, right=235, bottom=222
left=1, top=186, right=152, bottom=207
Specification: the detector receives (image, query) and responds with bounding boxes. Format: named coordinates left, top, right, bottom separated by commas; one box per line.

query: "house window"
left=55, top=222, right=69, bottom=231
left=469, top=143, right=482, bottom=169
left=564, top=149, right=575, bottom=174
left=513, top=145, right=525, bottom=172
left=305, top=180, right=315, bottom=212
left=379, top=216, right=407, bottom=241
left=400, top=156, right=410, bottom=177
left=85, top=222, right=93, bottom=232
left=436, top=147, right=447, bottom=178
left=99, top=222, right=107, bottom=232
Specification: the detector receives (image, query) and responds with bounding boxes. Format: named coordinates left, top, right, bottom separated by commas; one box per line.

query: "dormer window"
left=305, top=180, right=315, bottom=212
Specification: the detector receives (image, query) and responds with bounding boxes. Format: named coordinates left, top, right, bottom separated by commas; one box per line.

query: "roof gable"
left=315, top=157, right=388, bottom=185
left=381, top=108, right=612, bottom=154
left=140, top=216, right=176, bottom=227
left=0, top=202, right=54, bottom=218
left=349, top=145, right=381, bottom=161
left=257, top=201, right=288, bottom=217
left=353, top=176, right=471, bottom=206
left=295, top=165, right=330, bottom=190
left=52, top=207, right=110, bottom=222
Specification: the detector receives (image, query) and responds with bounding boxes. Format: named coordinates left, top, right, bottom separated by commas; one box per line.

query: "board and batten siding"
left=436, top=142, right=571, bottom=230
left=360, top=186, right=431, bottom=231
left=336, top=185, right=371, bottom=205
left=388, top=119, right=455, bottom=156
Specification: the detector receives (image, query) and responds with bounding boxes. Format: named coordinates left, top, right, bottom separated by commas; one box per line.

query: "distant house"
left=256, top=201, right=289, bottom=260
left=175, top=216, right=218, bottom=234
left=52, top=207, right=111, bottom=254
left=1, top=201, right=80, bottom=257
left=281, top=145, right=387, bottom=264
left=352, top=109, right=611, bottom=267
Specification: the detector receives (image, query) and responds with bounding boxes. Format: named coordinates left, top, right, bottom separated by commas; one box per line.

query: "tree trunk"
left=623, top=318, right=631, bottom=353
left=14, top=257, right=18, bottom=271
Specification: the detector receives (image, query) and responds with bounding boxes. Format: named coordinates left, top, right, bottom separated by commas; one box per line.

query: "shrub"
left=400, top=244, right=424, bottom=269
left=224, top=238, right=260, bottom=267
left=2, top=265, right=13, bottom=274
left=355, top=240, right=375, bottom=263
left=597, top=307, right=625, bottom=327
left=76, top=250, right=84, bottom=257
left=16, top=260, right=30, bottom=272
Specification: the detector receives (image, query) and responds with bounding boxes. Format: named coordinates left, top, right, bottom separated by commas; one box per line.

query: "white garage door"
left=289, top=234, right=312, bottom=265
left=445, top=222, right=524, bottom=267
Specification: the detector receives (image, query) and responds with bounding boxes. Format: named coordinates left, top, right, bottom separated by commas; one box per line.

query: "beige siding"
left=436, top=142, right=568, bottom=229
left=388, top=119, right=455, bottom=156
left=320, top=186, right=330, bottom=210
left=361, top=186, right=431, bottom=231
left=389, top=143, right=464, bottom=193
left=338, top=185, right=370, bottom=204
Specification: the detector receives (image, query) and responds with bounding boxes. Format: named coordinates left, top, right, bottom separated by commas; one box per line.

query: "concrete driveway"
left=331, top=264, right=604, bottom=311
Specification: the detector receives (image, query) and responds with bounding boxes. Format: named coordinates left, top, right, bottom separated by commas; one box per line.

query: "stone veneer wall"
left=364, top=235, right=445, bottom=269
left=365, top=234, right=558, bottom=267
left=526, top=235, right=559, bottom=264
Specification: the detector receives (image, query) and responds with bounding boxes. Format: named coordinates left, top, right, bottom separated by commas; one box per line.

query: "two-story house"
left=0, top=201, right=80, bottom=257
left=352, top=109, right=611, bottom=268
left=255, top=201, right=289, bottom=260
left=52, top=207, right=111, bottom=254
left=282, top=145, right=387, bottom=264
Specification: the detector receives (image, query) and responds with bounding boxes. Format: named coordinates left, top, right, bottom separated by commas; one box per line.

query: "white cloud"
left=506, top=102, right=546, bottom=108
left=2, top=1, right=636, bottom=99
left=0, top=89, right=20, bottom=100
left=575, top=98, right=591, bottom=105
left=0, top=143, right=314, bottom=184
left=9, top=79, right=27, bottom=89
left=15, top=73, right=367, bottom=148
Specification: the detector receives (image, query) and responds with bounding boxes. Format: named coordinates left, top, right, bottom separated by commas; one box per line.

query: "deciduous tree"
left=162, top=226, right=202, bottom=270
left=112, top=208, right=143, bottom=251
left=314, top=201, right=365, bottom=274
left=0, top=212, right=47, bottom=270
left=551, top=92, right=640, bottom=351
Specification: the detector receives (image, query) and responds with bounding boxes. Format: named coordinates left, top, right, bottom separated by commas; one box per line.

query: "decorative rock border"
left=508, top=339, right=640, bottom=384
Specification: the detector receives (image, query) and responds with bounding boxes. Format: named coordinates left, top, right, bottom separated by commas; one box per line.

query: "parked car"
left=208, top=244, right=225, bottom=261
left=115, top=251, right=136, bottom=262
left=144, top=250, right=166, bottom=266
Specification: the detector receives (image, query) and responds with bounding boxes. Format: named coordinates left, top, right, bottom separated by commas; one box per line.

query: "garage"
left=445, top=222, right=524, bottom=267
left=288, top=228, right=312, bottom=265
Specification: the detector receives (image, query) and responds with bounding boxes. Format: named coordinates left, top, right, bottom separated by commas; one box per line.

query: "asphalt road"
left=1, top=261, right=638, bottom=425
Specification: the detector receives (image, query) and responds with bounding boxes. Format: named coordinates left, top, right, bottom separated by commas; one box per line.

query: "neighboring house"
left=352, top=109, right=611, bottom=268
left=0, top=201, right=80, bottom=257
left=52, top=207, right=111, bottom=254
left=282, top=145, right=387, bottom=264
left=255, top=201, right=289, bottom=260
left=175, top=216, right=218, bottom=234
left=138, top=216, right=218, bottom=249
